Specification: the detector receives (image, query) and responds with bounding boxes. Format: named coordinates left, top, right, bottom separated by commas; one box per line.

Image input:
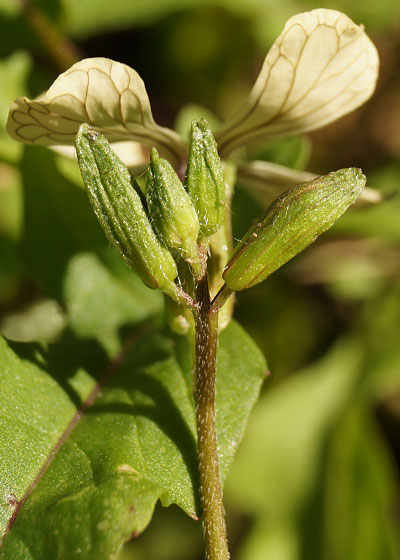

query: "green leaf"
left=19, top=146, right=106, bottom=300
left=0, top=334, right=107, bottom=537
left=320, top=405, right=400, bottom=560
left=16, top=146, right=161, bottom=349
left=62, top=0, right=205, bottom=38
left=0, top=51, right=30, bottom=164
left=227, top=339, right=363, bottom=517
left=0, top=320, right=266, bottom=558
left=64, top=252, right=162, bottom=354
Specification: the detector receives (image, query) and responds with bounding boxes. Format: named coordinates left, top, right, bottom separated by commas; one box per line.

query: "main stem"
left=195, top=275, right=230, bottom=560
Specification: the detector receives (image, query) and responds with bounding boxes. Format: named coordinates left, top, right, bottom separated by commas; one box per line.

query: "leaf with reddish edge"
left=0, top=320, right=266, bottom=559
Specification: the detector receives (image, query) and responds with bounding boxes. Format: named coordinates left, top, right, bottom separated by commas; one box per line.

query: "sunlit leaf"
left=217, top=9, right=379, bottom=156
left=0, top=321, right=266, bottom=558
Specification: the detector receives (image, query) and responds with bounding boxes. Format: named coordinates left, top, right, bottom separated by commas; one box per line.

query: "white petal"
left=6, top=58, right=186, bottom=166
left=237, top=160, right=382, bottom=207
left=217, top=10, right=379, bottom=157
left=51, top=140, right=148, bottom=168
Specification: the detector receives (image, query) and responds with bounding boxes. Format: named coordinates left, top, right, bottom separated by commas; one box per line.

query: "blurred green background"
left=1, top=0, right=399, bottom=559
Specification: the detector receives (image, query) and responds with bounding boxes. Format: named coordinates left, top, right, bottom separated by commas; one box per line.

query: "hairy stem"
left=195, top=275, right=230, bottom=560
left=211, top=284, right=234, bottom=313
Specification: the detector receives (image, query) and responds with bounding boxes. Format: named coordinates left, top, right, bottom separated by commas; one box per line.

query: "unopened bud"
left=186, top=119, right=225, bottom=237
left=223, top=168, right=366, bottom=291
left=146, top=148, right=200, bottom=264
left=75, top=124, right=178, bottom=295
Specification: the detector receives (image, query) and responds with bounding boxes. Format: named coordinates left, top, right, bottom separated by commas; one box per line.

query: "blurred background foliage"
left=0, top=0, right=399, bottom=558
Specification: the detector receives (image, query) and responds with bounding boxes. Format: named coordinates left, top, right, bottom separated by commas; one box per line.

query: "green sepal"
left=75, top=123, right=178, bottom=294
left=146, top=148, right=200, bottom=264
left=185, top=119, right=225, bottom=237
left=223, top=168, right=366, bottom=291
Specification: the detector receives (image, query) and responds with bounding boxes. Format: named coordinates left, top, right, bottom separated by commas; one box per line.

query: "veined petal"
left=217, top=10, right=379, bottom=157
left=237, top=160, right=382, bottom=207
left=6, top=57, right=186, bottom=166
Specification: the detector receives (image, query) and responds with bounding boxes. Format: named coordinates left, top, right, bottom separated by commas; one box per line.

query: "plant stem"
left=195, top=275, right=230, bottom=560
left=20, top=0, right=81, bottom=71
left=211, top=284, right=234, bottom=313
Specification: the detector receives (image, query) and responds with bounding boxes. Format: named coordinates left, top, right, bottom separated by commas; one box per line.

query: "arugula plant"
left=2, top=9, right=379, bottom=560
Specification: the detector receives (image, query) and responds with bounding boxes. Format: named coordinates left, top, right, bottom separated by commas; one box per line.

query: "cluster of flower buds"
left=76, top=120, right=366, bottom=333
left=75, top=119, right=227, bottom=317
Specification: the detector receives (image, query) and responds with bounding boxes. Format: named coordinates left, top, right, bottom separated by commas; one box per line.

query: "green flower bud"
left=146, top=148, right=200, bottom=264
left=186, top=119, right=225, bottom=237
left=75, top=123, right=178, bottom=294
left=223, top=168, right=366, bottom=291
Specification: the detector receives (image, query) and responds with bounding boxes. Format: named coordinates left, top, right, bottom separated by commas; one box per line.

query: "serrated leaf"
left=216, top=9, right=379, bottom=156
left=0, top=320, right=266, bottom=559
left=6, top=58, right=186, bottom=166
